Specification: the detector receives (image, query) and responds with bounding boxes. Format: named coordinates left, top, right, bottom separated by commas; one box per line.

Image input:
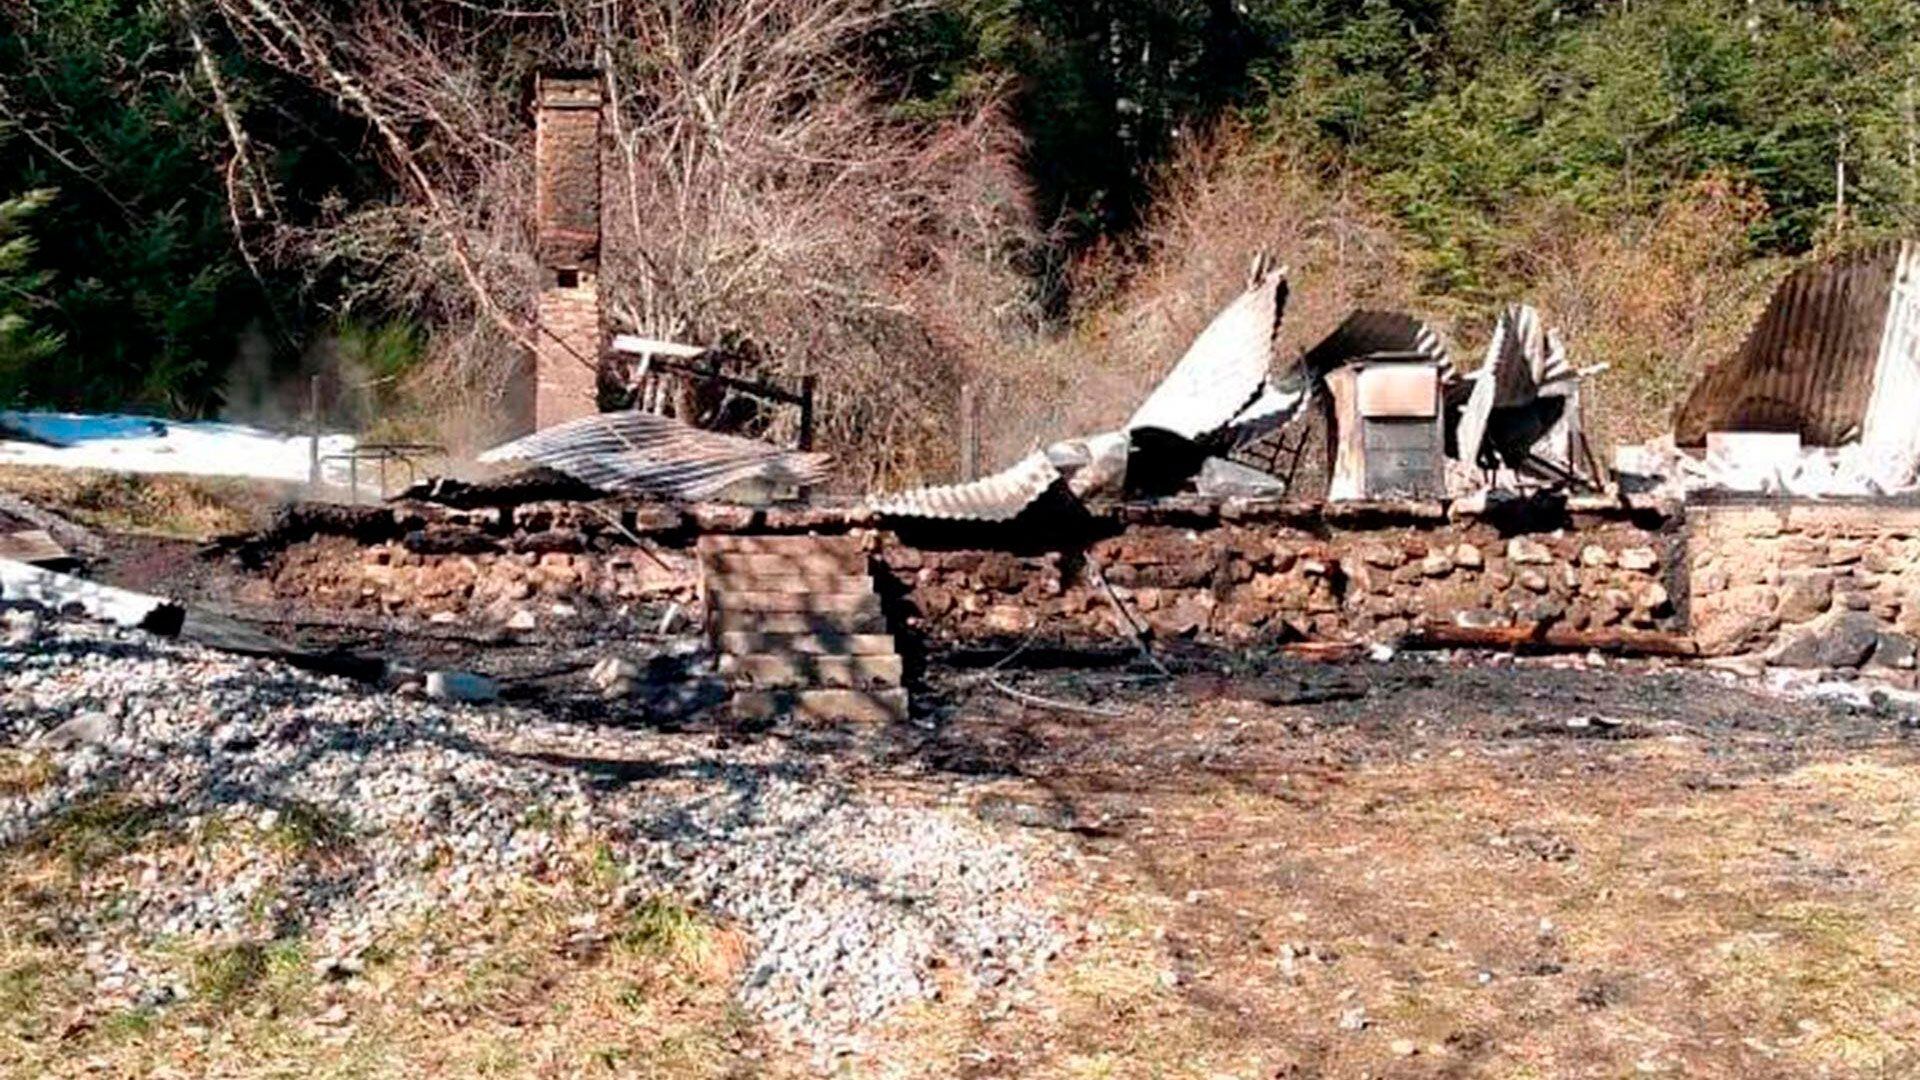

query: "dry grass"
left=940, top=695, right=1920, bottom=1079
left=0, top=751, right=55, bottom=799
left=1500, top=177, right=1787, bottom=451
left=0, top=811, right=778, bottom=1079
left=0, top=465, right=278, bottom=539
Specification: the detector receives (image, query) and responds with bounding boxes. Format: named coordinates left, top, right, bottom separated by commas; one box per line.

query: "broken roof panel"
left=1675, top=242, right=1914, bottom=447
left=479, top=411, right=830, bottom=501
left=1455, top=304, right=1573, bottom=469
left=1298, top=309, right=1451, bottom=381
left=1127, top=266, right=1287, bottom=441
left=866, top=451, right=1060, bottom=522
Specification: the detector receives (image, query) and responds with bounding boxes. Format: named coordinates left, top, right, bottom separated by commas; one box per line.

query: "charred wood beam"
left=1406, top=621, right=1698, bottom=657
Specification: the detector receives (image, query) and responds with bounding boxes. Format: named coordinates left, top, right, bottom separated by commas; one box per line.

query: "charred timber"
left=1407, top=622, right=1699, bottom=657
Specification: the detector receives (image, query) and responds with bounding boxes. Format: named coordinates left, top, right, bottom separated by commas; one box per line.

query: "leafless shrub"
left=209, top=0, right=1040, bottom=484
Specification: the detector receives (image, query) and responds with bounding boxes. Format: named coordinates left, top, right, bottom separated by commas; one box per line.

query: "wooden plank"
left=0, top=529, right=71, bottom=567
left=0, top=494, right=101, bottom=559
left=708, top=591, right=881, bottom=615
left=717, top=631, right=896, bottom=656
left=1406, top=621, right=1698, bottom=657
left=731, top=688, right=909, bottom=724
left=0, top=557, right=184, bottom=634
left=720, top=653, right=904, bottom=689
left=697, top=534, right=863, bottom=556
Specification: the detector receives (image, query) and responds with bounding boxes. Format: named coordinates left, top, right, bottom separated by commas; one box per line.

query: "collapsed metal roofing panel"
left=873, top=265, right=1290, bottom=522
left=479, top=411, right=831, bottom=501
left=1675, top=242, right=1908, bottom=447
left=866, top=451, right=1060, bottom=522
left=1127, top=266, right=1288, bottom=440
left=1857, top=241, right=1920, bottom=455
left=1456, top=304, right=1571, bottom=466
left=1298, top=309, right=1451, bottom=381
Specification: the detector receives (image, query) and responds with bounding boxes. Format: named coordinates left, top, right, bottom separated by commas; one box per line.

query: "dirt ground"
left=899, top=659, right=1920, bottom=1079
left=21, top=641, right=1920, bottom=1079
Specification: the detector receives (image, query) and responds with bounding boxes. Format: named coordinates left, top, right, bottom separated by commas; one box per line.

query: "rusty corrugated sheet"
left=1675, top=243, right=1907, bottom=447
left=867, top=451, right=1061, bottom=522
left=479, top=411, right=830, bottom=501
left=1127, top=267, right=1288, bottom=440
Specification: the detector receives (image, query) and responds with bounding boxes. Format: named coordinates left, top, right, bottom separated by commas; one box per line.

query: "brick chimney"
left=529, top=71, right=604, bottom=431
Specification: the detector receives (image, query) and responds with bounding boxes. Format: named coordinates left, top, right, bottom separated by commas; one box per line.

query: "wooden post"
left=959, top=382, right=980, bottom=480
left=798, top=375, right=816, bottom=451
left=307, top=375, right=321, bottom=492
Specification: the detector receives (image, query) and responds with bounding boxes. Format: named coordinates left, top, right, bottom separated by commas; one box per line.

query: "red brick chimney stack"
left=530, top=71, right=604, bottom=431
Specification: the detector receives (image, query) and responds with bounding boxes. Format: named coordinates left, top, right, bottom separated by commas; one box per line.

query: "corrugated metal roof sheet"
left=1298, top=309, right=1451, bottom=380
left=1127, top=267, right=1288, bottom=441
left=866, top=451, right=1061, bottom=522
left=1456, top=304, right=1572, bottom=465
left=874, top=269, right=1291, bottom=521
left=479, top=411, right=831, bottom=501
left=1675, top=243, right=1907, bottom=447
left=1861, top=243, right=1920, bottom=462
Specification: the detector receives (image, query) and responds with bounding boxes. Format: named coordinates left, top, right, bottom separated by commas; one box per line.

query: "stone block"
left=1869, top=633, right=1918, bottom=670
left=1692, top=584, right=1780, bottom=655
left=1508, top=538, right=1553, bottom=565
left=1617, top=546, right=1659, bottom=572
left=1769, top=610, right=1881, bottom=669
left=1360, top=544, right=1405, bottom=569
left=1775, top=570, right=1833, bottom=625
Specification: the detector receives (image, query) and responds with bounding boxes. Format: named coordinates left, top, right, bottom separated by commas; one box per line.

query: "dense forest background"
left=2, top=0, right=1917, bottom=479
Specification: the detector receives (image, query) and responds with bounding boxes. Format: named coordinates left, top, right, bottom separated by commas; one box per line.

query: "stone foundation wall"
left=230, top=494, right=1920, bottom=664
left=1689, top=501, right=1920, bottom=665
left=878, top=516, right=1678, bottom=647
left=256, top=535, right=695, bottom=633
left=246, top=498, right=1683, bottom=649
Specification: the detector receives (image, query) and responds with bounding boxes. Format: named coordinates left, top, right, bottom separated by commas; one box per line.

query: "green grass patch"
left=94, top=1005, right=157, bottom=1041
left=0, top=960, right=44, bottom=1018
left=618, top=896, right=710, bottom=965
left=31, top=795, right=166, bottom=874
left=264, top=800, right=351, bottom=856
left=0, top=751, right=56, bottom=797
left=190, top=937, right=311, bottom=1013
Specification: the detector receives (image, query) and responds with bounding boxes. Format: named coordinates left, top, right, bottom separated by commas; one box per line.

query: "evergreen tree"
left=0, top=188, right=61, bottom=404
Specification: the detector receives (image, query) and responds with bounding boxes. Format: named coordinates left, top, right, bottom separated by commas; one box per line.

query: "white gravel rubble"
left=0, top=611, right=1063, bottom=1042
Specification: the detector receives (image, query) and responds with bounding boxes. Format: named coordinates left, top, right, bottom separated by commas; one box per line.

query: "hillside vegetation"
left=2, top=0, right=1916, bottom=476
